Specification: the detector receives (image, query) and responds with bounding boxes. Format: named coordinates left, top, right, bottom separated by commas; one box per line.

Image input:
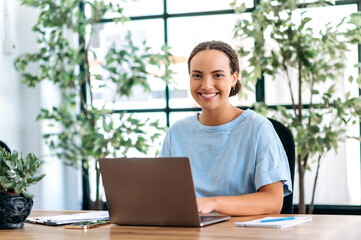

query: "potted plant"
left=232, top=0, right=361, bottom=213
left=14, top=0, right=173, bottom=209
left=0, top=147, right=46, bottom=229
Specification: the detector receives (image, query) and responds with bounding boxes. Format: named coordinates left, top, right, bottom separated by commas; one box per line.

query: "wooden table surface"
left=1, top=210, right=361, bottom=240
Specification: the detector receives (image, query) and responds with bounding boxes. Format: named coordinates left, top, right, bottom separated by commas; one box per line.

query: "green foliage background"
left=232, top=0, right=361, bottom=213
left=14, top=0, right=173, bottom=208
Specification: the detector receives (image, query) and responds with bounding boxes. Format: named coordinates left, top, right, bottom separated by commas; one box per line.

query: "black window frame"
left=82, top=0, right=361, bottom=214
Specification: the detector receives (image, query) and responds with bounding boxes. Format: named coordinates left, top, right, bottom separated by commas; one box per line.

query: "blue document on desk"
left=235, top=216, right=312, bottom=228
left=26, top=211, right=109, bottom=226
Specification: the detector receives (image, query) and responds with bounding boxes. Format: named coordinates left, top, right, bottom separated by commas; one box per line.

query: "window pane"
left=123, top=0, right=163, bottom=16
left=290, top=111, right=361, bottom=206
left=168, top=14, right=255, bottom=109
left=103, top=0, right=163, bottom=18
left=90, top=19, right=166, bottom=110
left=167, top=0, right=253, bottom=14
left=122, top=112, right=167, bottom=157
left=264, top=4, right=357, bottom=105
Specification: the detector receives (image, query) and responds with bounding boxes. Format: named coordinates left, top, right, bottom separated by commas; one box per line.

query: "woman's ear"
left=232, top=72, right=238, bottom=86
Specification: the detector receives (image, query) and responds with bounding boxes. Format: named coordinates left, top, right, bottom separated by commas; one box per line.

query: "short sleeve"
left=254, top=121, right=292, bottom=197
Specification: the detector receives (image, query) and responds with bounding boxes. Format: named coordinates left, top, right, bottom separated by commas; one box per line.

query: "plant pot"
left=0, top=192, right=33, bottom=229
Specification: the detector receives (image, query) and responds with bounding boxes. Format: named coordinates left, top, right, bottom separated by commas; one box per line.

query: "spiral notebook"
left=235, top=216, right=312, bottom=228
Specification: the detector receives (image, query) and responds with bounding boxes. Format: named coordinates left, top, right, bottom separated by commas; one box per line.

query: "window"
left=89, top=0, right=361, bottom=211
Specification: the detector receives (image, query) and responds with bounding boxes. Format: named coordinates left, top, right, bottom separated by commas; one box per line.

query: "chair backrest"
left=268, top=118, right=295, bottom=214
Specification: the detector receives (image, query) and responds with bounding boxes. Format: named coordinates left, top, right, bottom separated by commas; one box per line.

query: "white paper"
left=26, top=211, right=109, bottom=225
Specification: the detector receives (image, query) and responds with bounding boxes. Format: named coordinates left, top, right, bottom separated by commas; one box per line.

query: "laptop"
left=98, top=157, right=230, bottom=227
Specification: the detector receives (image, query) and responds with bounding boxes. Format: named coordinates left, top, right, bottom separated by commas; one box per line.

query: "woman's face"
left=189, top=50, right=237, bottom=113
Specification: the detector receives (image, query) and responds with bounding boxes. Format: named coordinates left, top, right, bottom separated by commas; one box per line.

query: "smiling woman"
left=160, top=41, right=292, bottom=216
left=187, top=41, right=241, bottom=126
left=190, top=51, right=237, bottom=121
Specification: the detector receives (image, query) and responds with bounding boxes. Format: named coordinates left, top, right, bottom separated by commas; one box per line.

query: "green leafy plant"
left=0, top=147, right=46, bottom=198
left=232, top=0, right=361, bottom=213
left=14, top=0, right=173, bottom=209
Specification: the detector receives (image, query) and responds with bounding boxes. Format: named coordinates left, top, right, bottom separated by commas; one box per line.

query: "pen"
left=260, top=216, right=295, bottom=223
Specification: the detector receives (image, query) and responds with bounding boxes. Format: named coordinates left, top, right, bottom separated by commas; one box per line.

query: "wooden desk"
left=1, top=210, right=361, bottom=240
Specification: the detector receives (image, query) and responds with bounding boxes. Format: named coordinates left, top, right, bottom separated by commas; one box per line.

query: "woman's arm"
left=196, top=181, right=284, bottom=216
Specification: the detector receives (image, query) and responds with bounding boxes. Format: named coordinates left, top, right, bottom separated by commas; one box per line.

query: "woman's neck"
left=198, top=104, right=244, bottom=126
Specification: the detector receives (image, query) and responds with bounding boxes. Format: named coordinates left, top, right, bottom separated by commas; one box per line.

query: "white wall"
left=0, top=0, right=23, bottom=152
left=0, top=0, right=81, bottom=210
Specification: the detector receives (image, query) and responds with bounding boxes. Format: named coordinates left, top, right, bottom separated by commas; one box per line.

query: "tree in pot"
left=0, top=145, right=46, bottom=229
left=232, top=0, right=361, bottom=213
left=14, top=0, right=173, bottom=210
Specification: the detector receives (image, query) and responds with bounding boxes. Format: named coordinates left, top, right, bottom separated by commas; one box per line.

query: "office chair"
left=268, top=118, right=295, bottom=214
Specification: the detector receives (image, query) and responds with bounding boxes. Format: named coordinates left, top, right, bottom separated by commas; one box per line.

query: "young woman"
left=160, top=41, right=292, bottom=216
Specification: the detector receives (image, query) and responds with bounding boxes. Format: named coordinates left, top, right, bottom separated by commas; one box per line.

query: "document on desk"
left=235, top=216, right=312, bottom=228
left=26, top=211, right=109, bottom=226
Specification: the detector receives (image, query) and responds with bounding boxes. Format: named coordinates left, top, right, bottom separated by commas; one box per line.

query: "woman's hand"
left=196, top=181, right=284, bottom=216
left=196, top=197, right=218, bottom=214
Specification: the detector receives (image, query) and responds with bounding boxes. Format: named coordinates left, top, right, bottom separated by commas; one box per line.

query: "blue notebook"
left=235, top=216, right=312, bottom=228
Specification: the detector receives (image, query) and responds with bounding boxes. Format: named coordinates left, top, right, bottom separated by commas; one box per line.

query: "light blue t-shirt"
left=160, top=109, right=292, bottom=198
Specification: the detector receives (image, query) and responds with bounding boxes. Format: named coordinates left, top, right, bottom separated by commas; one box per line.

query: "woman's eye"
left=214, top=73, right=224, bottom=78
left=192, top=74, right=201, bottom=79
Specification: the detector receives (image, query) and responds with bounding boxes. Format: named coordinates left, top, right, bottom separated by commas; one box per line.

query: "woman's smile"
left=199, top=92, right=219, bottom=100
